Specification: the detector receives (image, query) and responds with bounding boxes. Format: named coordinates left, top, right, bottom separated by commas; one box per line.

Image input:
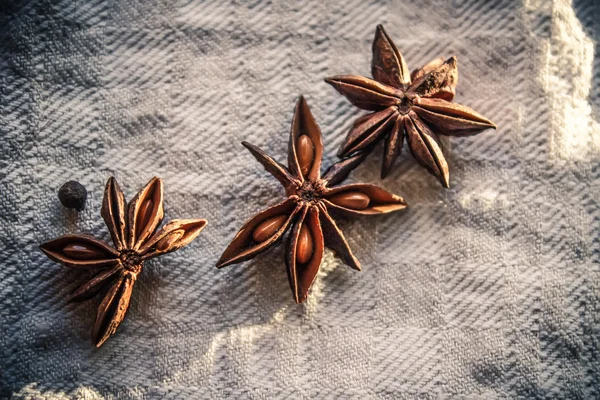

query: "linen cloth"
left=1, top=0, right=599, bottom=398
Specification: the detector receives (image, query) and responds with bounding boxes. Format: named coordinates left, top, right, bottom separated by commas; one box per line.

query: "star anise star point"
left=40, top=176, right=207, bottom=347
left=217, top=96, right=407, bottom=304
left=325, top=24, right=497, bottom=187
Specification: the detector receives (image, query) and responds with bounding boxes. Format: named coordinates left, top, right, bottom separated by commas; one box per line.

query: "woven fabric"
left=1, top=0, right=599, bottom=398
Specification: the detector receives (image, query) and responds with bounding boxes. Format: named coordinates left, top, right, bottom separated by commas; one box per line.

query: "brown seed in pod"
left=328, top=192, right=370, bottom=210
left=135, top=199, right=153, bottom=237
left=63, top=243, right=109, bottom=260
left=296, top=224, right=313, bottom=264
left=252, top=215, right=288, bottom=243
left=296, top=135, right=314, bottom=177
left=155, top=229, right=185, bottom=252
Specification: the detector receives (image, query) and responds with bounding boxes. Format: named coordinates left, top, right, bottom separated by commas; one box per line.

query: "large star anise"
left=216, top=96, right=407, bottom=303
left=325, top=24, right=496, bottom=187
left=40, top=177, right=207, bottom=347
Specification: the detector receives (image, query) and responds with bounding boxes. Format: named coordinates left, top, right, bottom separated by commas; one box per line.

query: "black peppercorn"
left=58, top=181, right=87, bottom=211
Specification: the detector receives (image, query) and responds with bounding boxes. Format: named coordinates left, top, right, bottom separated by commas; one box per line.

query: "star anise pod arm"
left=39, top=235, right=119, bottom=269
left=216, top=197, right=302, bottom=268
left=409, top=56, right=458, bottom=101
left=127, top=177, right=164, bottom=251
left=101, top=177, right=127, bottom=252
left=285, top=205, right=324, bottom=303
left=321, top=152, right=367, bottom=187
left=339, top=107, right=399, bottom=158
left=139, top=219, right=208, bottom=259
left=322, top=183, right=407, bottom=216
left=412, top=97, right=496, bottom=136
left=92, top=273, right=135, bottom=347
left=317, top=202, right=360, bottom=271
left=241, top=141, right=298, bottom=191
left=324, top=76, right=401, bottom=111
left=288, top=95, right=324, bottom=182
left=372, top=23, right=411, bottom=87
left=68, top=265, right=121, bottom=303
left=382, top=115, right=405, bottom=178
left=405, top=112, right=450, bottom=188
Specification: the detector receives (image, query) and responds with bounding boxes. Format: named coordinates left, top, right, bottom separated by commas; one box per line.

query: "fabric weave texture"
left=1, top=0, right=599, bottom=398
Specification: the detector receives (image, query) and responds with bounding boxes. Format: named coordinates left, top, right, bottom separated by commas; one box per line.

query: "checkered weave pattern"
left=1, top=0, right=599, bottom=398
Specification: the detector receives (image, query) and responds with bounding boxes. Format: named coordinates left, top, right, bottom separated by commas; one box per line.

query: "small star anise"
left=40, top=177, right=207, bottom=347
left=216, top=96, right=407, bottom=303
left=325, top=24, right=497, bottom=187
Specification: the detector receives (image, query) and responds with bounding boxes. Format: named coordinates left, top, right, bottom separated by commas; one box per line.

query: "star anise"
left=216, top=96, right=407, bottom=303
left=325, top=24, right=497, bottom=187
left=40, top=177, right=207, bottom=347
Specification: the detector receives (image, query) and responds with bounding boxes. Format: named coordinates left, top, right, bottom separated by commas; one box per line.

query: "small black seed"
left=58, top=181, right=87, bottom=211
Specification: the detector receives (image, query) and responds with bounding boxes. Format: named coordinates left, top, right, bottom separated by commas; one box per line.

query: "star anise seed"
left=325, top=24, right=497, bottom=187
left=216, top=96, right=407, bottom=303
left=40, top=177, right=207, bottom=347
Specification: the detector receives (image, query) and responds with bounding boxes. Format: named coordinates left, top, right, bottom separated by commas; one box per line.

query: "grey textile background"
left=1, top=0, right=599, bottom=398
